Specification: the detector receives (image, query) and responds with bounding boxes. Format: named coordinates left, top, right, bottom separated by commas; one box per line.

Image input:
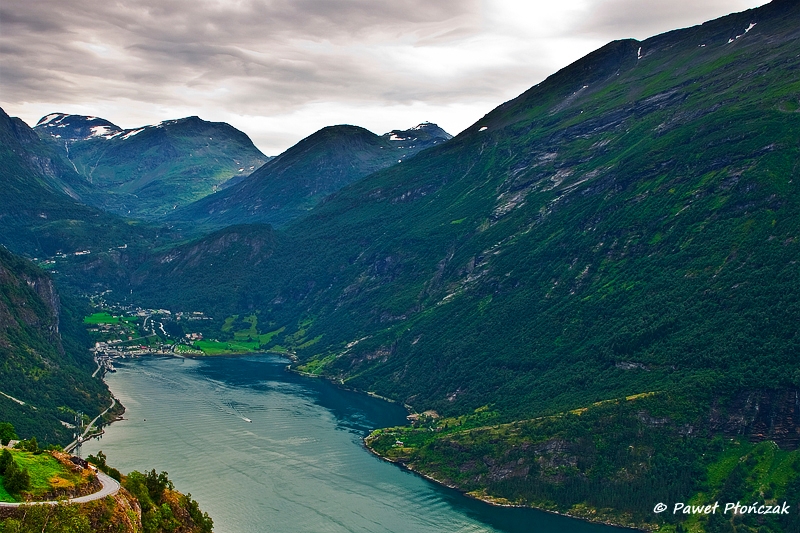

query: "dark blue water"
left=84, top=355, right=630, bottom=533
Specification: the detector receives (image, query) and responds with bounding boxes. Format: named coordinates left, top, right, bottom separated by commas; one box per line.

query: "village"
left=86, top=298, right=213, bottom=373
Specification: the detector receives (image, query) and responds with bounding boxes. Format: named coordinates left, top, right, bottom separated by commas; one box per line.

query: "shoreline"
left=287, top=356, right=646, bottom=531
left=362, top=438, right=651, bottom=532
left=95, top=351, right=648, bottom=532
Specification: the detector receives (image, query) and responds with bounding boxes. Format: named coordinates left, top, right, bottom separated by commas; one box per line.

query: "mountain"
left=129, top=224, right=278, bottom=310
left=0, top=246, right=116, bottom=445
left=168, top=122, right=451, bottom=230
left=0, top=107, right=159, bottom=259
left=34, top=114, right=269, bottom=219
left=126, top=0, right=800, bottom=528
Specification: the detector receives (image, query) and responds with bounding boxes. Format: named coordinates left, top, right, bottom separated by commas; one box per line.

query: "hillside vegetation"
left=0, top=449, right=213, bottom=533
left=0, top=247, right=116, bottom=444
left=121, top=1, right=800, bottom=528
left=170, top=122, right=451, bottom=231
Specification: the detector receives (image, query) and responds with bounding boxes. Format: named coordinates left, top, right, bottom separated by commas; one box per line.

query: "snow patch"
left=728, top=22, right=756, bottom=44
left=389, top=134, right=404, bottom=141
left=479, top=126, right=488, bottom=132
left=38, top=113, right=63, bottom=126
left=121, top=128, right=145, bottom=140
left=637, top=47, right=642, bottom=60
left=90, top=125, right=114, bottom=138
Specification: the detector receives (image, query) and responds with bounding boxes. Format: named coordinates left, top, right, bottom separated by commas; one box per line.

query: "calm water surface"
left=83, top=355, right=628, bottom=533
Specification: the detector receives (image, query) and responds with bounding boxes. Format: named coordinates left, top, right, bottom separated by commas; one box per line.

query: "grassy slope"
left=0, top=451, right=88, bottom=503
left=0, top=457, right=214, bottom=533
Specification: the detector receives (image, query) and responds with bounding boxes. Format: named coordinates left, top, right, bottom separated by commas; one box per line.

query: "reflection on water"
left=84, top=355, right=628, bottom=533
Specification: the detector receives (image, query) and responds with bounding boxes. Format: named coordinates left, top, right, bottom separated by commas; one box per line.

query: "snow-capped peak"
left=37, top=113, right=67, bottom=127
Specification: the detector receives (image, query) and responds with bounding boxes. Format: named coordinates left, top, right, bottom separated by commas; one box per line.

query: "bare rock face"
left=0, top=249, right=63, bottom=354
left=710, top=388, right=800, bottom=449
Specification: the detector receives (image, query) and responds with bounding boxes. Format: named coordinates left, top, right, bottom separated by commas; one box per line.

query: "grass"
left=221, top=315, right=238, bottom=332
left=0, top=451, right=86, bottom=501
left=295, top=353, right=336, bottom=375
left=193, top=339, right=260, bottom=355
left=258, top=327, right=285, bottom=344
left=174, top=344, right=203, bottom=354
left=83, top=312, right=121, bottom=324
left=15, top=452, right=83, bottom=497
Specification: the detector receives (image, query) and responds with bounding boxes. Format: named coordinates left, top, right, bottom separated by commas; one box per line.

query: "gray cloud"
left=0, top=0, right=767, bottom=153
left=572, top=0, right=763, bottom=39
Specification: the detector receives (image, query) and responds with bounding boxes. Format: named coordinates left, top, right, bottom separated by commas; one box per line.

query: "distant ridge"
left=169, top=122, right=451, bottom=230
left=34, top=114, right=269, bottom=219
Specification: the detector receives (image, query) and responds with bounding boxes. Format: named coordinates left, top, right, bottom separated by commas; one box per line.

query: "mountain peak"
left=34, top=113, right=123, bottom=141
left=382, top=122, right=452, bottom=147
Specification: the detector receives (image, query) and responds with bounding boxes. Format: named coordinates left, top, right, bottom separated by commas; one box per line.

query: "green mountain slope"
left=139, top=0, right=800, bottom=411
left=129, top=224, right=278, bottom=311
left=0, top=246, right=115, bottom=445
left=0, top=108, right=157, bottom=259
left=123, top=1, right=800, bottom=527
left=169, top=123, right=451, bottom=230
left=34, top=114, right=269, bottom=219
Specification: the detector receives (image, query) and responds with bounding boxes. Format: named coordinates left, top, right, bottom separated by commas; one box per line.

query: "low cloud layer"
left=1, top=0, right=767, bottom=153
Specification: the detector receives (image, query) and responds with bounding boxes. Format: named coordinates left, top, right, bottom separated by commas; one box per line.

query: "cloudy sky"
left=2, top=0, right=767, bottom=154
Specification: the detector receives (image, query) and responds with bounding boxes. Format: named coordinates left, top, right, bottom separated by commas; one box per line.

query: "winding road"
left=64, top=397, right=117, bottom=453
left=0, top=471, right=120, bottom=507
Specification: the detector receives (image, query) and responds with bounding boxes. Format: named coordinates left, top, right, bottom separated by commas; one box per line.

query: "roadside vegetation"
left=0, top=437, right=91, bottom=503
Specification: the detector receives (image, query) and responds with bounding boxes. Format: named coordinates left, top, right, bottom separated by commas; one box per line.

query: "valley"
left=2, top=1, right=800, bottom=532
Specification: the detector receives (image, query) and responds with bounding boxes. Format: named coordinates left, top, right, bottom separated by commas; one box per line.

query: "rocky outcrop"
left=710, top=388, right=800, bottom=448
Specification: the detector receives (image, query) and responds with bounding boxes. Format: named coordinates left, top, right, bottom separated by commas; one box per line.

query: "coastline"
left=284, top=358, right=647, bottom=531
left=362, top=437, right=652, bottom=532
left=94, top=351, right=651, bottom=532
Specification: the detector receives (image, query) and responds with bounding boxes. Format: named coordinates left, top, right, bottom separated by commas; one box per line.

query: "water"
left=83, top=355, right=629, bottom=533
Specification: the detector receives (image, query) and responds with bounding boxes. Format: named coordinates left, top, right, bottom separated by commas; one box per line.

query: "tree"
left=0, top=449, right=12, bottom=474
left=0, top=423, right=16, bottom=446
left=86, top=451, right=121, bottom=481
left=15, top=437, right=38, bottom=453
left=3, top=460, right=30, bottom=494
left=0, top=503, right=91, bottom=533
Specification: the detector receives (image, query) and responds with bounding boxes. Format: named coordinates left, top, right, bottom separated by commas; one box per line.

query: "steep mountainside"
left=0, top=246, right=115, bottom=444
left=137, top=0, right=800, bottom=414
left=126, top=1, right=800, bottom=528
left=169, top=122, right=451, bottom=230
left=129, top=224, right=278, bottom=309
left=35, top=114, right=269, bottom=219
left=0, top=108, right=157, bottom=258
